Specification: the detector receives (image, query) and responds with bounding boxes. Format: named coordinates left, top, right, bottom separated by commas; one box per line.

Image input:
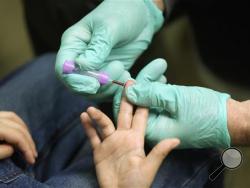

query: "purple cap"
left=63, top=60, right=110, bottom=85
left=98, top=72, right=110, bottom=85
left=63, top=60, right=76, bottom=74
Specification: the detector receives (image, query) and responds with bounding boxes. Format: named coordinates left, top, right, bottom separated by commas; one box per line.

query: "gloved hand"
left=61, top=60, right=131, bottom=100
left=55, top=0, right=164, bottom=98
left=113, top=58, right=167, bottom=120
left=124, top=63, right=231, bottom=148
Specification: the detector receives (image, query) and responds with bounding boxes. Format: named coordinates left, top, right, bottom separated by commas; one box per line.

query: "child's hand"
left=81, top=81, right=180, bottom=188
left=0, top=112, right=37, bottom=164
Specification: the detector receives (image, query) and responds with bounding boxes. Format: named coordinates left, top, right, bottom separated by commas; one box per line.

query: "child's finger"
left=0, top=112, right=27, bottom=127
left=87, top=107, right=115, bottom=139
left=0, top=144, right=14, bottom=160
left=0, top=126, right=36, bottom=164
left=144, top=139, right=180, bottom=176
left=81, top=112, right=101, bottom=149
left=132, top=107, right=148, bottom=138
left=0, top=119, right=37, bottom=158
left=117, top=80, right=134, bottom=130
left=0, top=112, right=37, bottom=157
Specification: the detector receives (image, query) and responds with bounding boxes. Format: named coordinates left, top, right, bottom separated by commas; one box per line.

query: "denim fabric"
left=0, top=53, right=222, bottom=187
left=0, top=53, right=98, bottom=187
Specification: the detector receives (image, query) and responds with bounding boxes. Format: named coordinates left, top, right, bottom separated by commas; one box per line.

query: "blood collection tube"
left=63, top=60, right=124, bottom=86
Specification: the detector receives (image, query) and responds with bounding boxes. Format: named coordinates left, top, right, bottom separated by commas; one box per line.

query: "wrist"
left=227, top=99, right=250, bottom=146
left=153, top=0, right=165, bottom=11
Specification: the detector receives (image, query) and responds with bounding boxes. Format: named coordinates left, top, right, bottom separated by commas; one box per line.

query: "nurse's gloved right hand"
left=55, top=0, right=164, bottom=98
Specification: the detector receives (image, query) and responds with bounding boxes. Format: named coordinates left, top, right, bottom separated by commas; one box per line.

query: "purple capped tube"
left=63, top=60, right=111, bottom=85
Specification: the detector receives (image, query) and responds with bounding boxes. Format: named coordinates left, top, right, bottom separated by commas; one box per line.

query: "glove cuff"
left=216, top=93, right=231, bottom=148
left=144, top=0, right=164, bottom=32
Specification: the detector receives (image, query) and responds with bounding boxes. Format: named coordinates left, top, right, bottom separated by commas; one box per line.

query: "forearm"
left=227, top=99, right=250, bottom=146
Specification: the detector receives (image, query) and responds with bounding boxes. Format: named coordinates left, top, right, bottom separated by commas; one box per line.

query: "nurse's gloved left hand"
left=113, top=58, right=167, bottom=120
left=114, top=58, right=231, bottom=149
left=125, top=70, right=231, bottom=149
left=55, top=0, right=164, bottom=99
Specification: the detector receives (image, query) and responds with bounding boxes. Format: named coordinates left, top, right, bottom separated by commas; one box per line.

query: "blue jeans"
left=0, top=54, right=222, bottom=187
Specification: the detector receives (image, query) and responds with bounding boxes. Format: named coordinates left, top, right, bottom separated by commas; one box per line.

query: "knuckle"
left=61, top=27, right=74, bottom=40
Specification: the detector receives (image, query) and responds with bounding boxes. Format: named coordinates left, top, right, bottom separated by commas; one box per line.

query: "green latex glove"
left=113, top=58, right=167, bottom=121
left=55, top=0, right=164, bottom=98
left=125, top=67, right=231, bottom=148
left=61, top=60, right=131, bottom=100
